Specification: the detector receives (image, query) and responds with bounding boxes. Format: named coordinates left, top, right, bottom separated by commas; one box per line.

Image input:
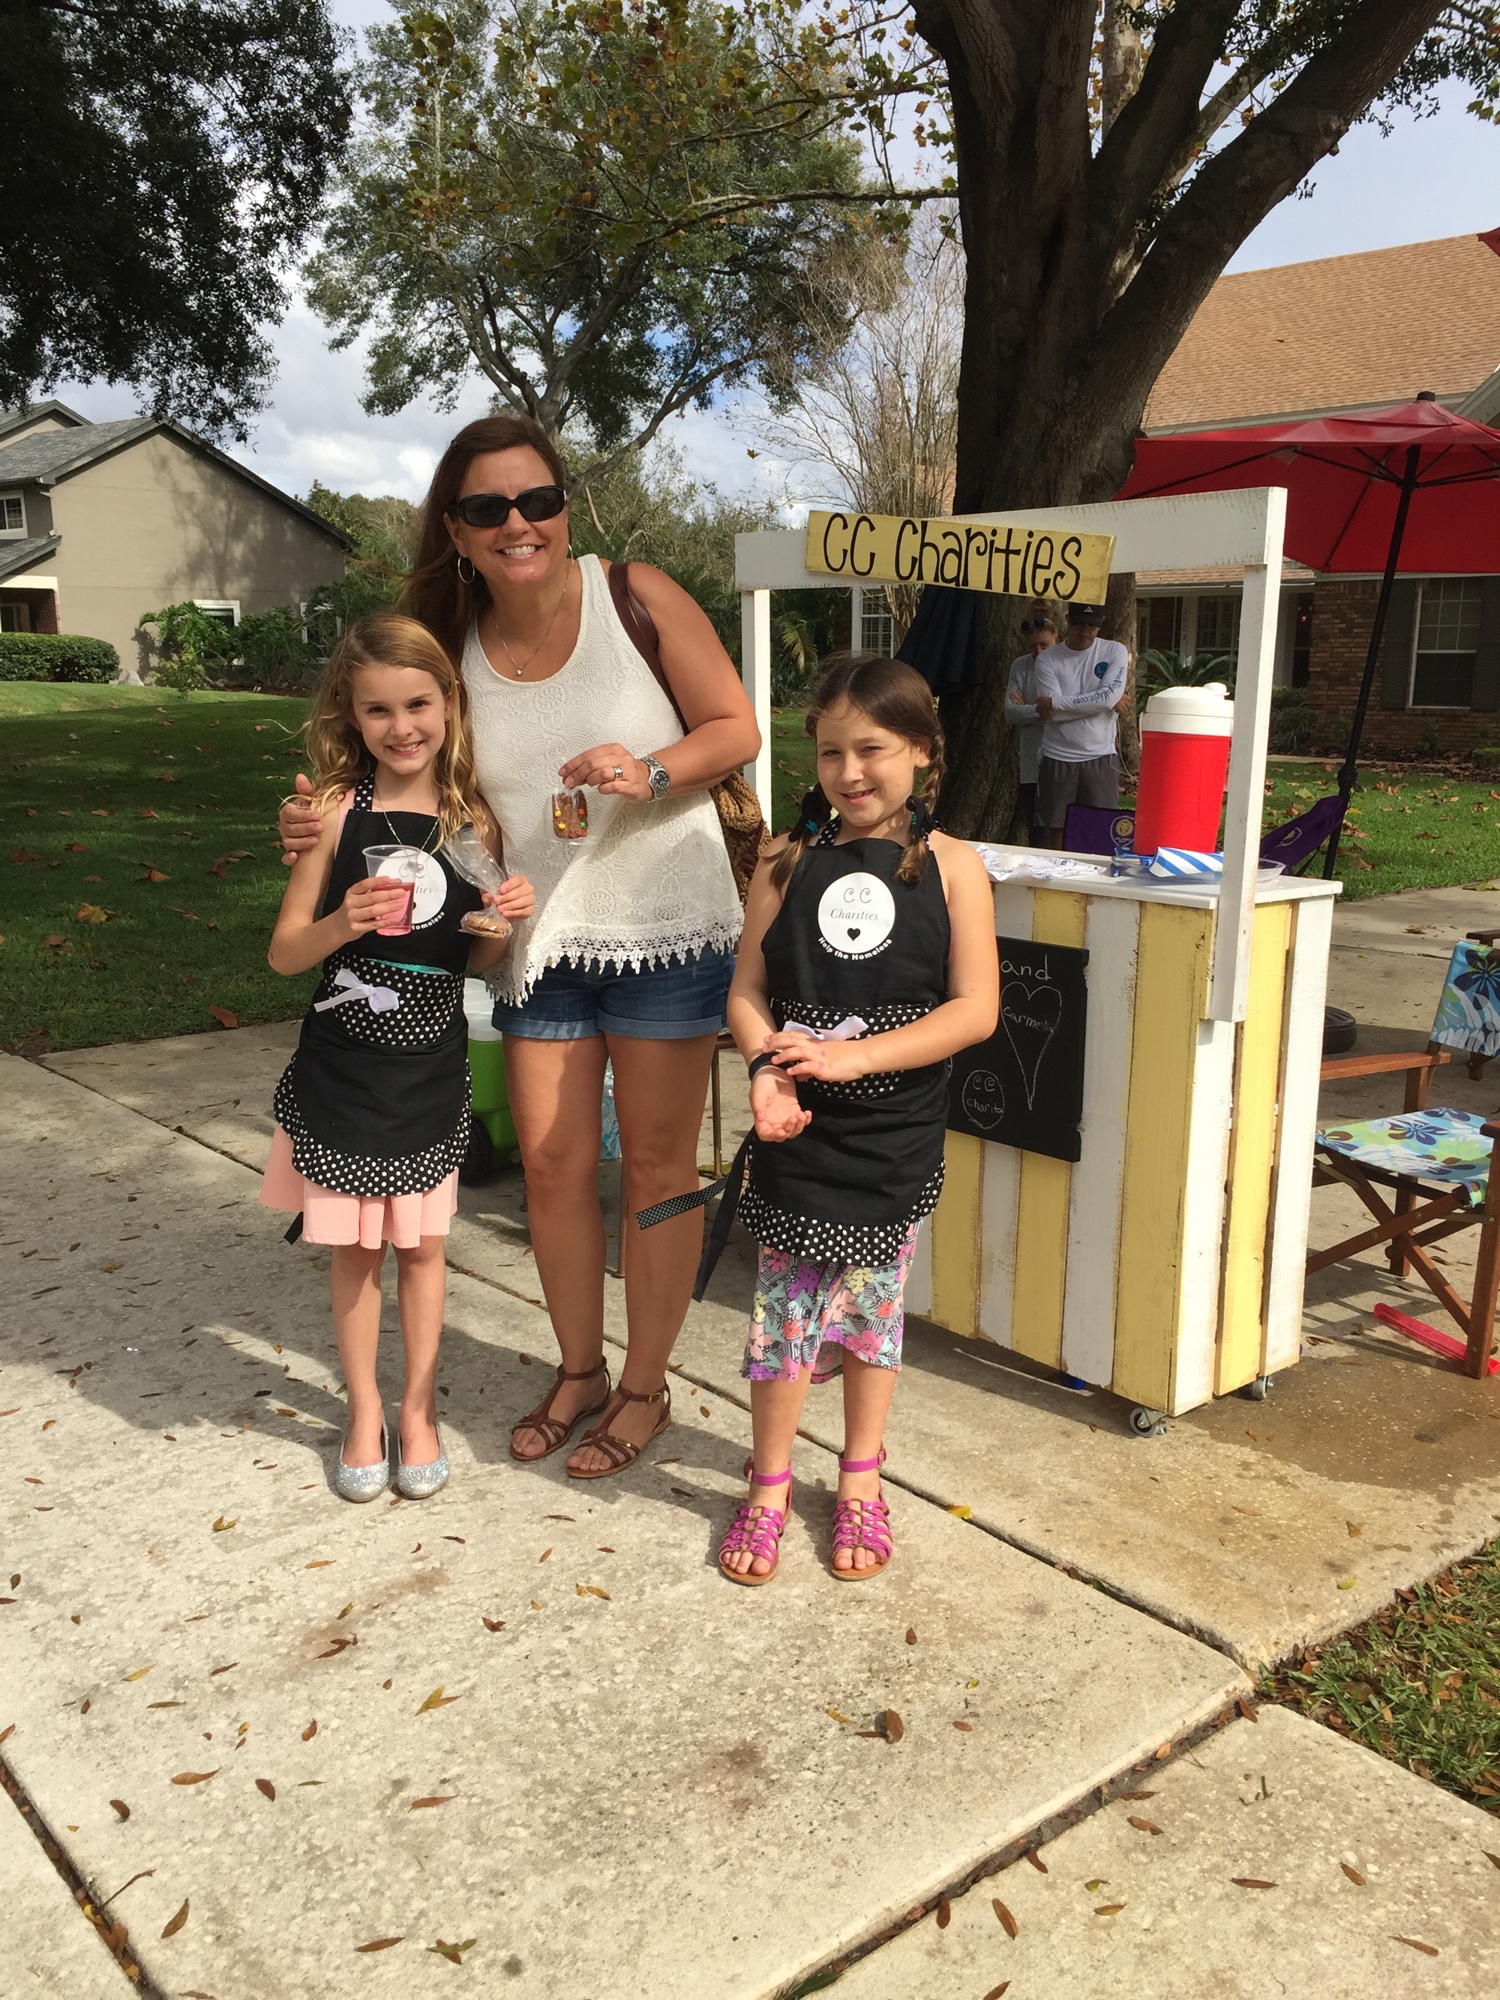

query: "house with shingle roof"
left=1134, top=232, right=1500, bottom=754
left=0, top=401, right=348, bottom=673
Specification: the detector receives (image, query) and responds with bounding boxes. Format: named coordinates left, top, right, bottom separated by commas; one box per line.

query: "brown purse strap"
left=606, top=559, right=686, bottom=729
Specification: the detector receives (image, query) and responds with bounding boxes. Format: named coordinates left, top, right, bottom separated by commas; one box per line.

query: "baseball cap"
left=1066, top=602, right=1107, bottom=623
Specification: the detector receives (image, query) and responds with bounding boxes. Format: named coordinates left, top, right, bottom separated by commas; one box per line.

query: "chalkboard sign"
left=947, top=936, right=1089, bottom=1162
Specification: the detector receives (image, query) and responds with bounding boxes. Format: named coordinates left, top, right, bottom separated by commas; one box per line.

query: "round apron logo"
left=373, top=850, right=448, bottom=929
left=816, top=871, right=895, bottom=957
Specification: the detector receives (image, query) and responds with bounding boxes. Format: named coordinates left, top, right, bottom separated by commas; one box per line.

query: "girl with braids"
left=717, top=655, right=997, bottom=1585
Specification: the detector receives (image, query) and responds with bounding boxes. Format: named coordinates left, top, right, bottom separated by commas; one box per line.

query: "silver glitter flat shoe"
left=395, top=1418, right=449, bottom=1501
left=334, top=1425, right=389, bottom=1503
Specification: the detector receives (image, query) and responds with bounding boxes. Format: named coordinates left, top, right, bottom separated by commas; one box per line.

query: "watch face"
left=649, top=761, right=670, bottom=795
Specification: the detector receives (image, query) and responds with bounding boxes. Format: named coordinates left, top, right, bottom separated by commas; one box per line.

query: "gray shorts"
left=1037, top=753, right=1120, bottom=827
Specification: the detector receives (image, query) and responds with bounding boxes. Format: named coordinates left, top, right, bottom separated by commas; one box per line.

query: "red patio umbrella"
left=1118, top=394, right=1500, bottom=876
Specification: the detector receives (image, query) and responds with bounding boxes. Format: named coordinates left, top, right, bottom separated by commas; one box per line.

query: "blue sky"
left=51, top=6, right=1500, bottom=509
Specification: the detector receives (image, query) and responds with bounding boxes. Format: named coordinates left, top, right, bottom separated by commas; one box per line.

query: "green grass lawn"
left=2, top=683, right=317, bottom=1053
left=1262, top=1538, right=1500, bottom=1817
left=7, top=690, right=1500, bottom=1055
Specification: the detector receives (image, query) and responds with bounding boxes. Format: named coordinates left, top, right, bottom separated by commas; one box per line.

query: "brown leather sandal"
left=565, top=1382, right=672, bottom=1480
left=509, top=1359, right=611, bottom=1462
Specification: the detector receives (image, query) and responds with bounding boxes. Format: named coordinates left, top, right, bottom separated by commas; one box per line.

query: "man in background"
left=1034, top=603, right=1131, bottom=849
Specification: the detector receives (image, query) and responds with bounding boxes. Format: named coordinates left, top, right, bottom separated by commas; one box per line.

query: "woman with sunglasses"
left=282, top=416, right=757, bottom=1478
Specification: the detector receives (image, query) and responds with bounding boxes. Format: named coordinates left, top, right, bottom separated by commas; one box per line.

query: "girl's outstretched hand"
left=750, top=1066, right=811, bottom=1143
left=487, top=873, right=536, bottom=921
left=763, top=1029, right=866, bottom=1084
left=341, top=875, right=410, bottom=937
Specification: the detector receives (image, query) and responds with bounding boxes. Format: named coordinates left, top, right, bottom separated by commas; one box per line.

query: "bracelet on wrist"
left=747, top=1052, right=779, bottom=1081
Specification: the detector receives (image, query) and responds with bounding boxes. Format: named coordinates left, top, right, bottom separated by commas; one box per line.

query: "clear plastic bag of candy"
left=441, top=827, right=515, bottom=942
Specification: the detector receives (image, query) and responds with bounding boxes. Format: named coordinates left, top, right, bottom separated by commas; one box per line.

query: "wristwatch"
left=642, top=754, right=671, bottom=800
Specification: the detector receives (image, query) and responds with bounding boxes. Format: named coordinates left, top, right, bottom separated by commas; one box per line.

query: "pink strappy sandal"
left=718, top=1459, right=793, bottom=1587
left=830, top=1449, right=892, bottom=1581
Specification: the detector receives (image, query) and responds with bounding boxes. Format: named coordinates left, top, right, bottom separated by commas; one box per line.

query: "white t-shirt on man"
left=1034, top=637, right=1130, bottom=763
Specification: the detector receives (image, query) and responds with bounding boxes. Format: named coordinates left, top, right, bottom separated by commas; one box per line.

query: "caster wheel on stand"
left=1129, top=1405, right=1167, bottom=1438
left=1241, top=1375, right=1274, bottom=1402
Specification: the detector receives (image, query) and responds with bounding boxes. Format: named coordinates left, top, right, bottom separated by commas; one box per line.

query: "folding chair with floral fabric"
left=1310, top=935, right=1500, bottom=1378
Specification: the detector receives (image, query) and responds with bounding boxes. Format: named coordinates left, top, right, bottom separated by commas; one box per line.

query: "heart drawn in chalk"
left=847, top=927, right=861, bottom=941
left=1002, top=982, right=1062, bottom=1108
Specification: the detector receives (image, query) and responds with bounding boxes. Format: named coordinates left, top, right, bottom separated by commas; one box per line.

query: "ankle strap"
left=838, top=1448, right=886, bottom=1474
left=559, top=1359, right=608, bottom=1382
left=749, top=1466, right=792, bottom=1486
left=616, top=1382, right=668, bottom=1405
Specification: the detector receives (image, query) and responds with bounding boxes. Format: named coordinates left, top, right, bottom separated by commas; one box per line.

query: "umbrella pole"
left=1323, top=445, right=1421, bottom=879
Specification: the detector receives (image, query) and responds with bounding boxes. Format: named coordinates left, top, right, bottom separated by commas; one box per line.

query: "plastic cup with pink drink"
left=361, top=845, right=425, bottom=936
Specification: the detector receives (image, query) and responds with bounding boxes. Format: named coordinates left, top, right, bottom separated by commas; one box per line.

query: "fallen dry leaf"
left=882, top=1709, right=905, bottom=1743
left=1340, top=1863, right=1364, bottom=1885
left=256, top=1779, right=276, bottom=1801
left=209, top=1662, right=237, bottom=1676
left=316, top=1638, right=355, bottom=1659
left=110, top=1799, right=130, bottom=1820
left=429, top=1939, right=477, bottom=1965
left=953, top=1720, right=973, bottom=1732
left=1155, top=1742, right=1172, bottom=1759
left=1337, top=1576, right=1356, bottom=1590
left=410, top=1795, right=455, bottom=1811
left=538, top=1548, right=552, bottom=1563
left=302, top=1721, right=317, bottom=1741
left=826, top=1708, right=854, bottom=1725
left=416, top=1687, right=459, bottom=1713
left=1128, top=1816, right=1163, bottom=1835
left=305, top=1560, right=332, bottom=1569
left=170, top=1770, right=219, bottom=1786
left=138, top=868, right=170, bottom=885
left=481, top=1617, right=505, bottom=1632
left=586, top=1586, right=610, bottom=1601
left=993, top=1897, right=1017, bottom=1938
left=355, top=1937, right=404, bottom=1953
left=1119, top=1790, right=1157, bottom=1801
left=1347, top=1522, right=1362, bottom=1538
left=123, top=1666, right=153, bottom=1682
left=211, top=1515, right=236, bottom=1532
left=1237, top=1696, right=1258, bottom=1723
left=905, top=1627, right=917, bottom=1645
left=161, top=1899, right=189, bottom=1938
left=1084, top=1880, right=1107, bottom=1892
left=75, top=903, right=110, bottom=924
left=1231, top=1878, right=1276, bottom=1890
left=1394, top=1937, right=1439, bottom=1956
left=1025, top=1849, right=1048, bottom=1873
left=1095, top=1903, right=1126, bottom=1916
left=982, top=1986, right=1010, bottom=2000
left=946, top=1504, right=972, bottom=1520
left=208, top=1005, right=239, bottom=1030
left=936, top=1895, right=951, bottom=1928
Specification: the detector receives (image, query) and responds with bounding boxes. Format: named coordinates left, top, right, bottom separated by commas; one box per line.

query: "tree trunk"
left=910, top=0, right=1448, bottom=834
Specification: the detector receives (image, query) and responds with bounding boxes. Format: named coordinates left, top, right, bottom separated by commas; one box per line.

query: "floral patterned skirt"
left=742, top=1223, right=920, bottom=1382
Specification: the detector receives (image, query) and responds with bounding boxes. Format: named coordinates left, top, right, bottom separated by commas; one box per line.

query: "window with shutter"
left=1410, top=580, right=1482, bottom=709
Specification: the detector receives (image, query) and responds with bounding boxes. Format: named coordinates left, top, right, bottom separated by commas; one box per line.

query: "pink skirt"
left=260, top=1125, right=459, bottom=1249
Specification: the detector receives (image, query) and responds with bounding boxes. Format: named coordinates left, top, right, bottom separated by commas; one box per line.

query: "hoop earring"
left=456, top=555, right=476, bottom=584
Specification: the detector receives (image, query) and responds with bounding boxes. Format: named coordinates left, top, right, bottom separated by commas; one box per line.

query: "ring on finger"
left=613, top=764, right=623, bottom=780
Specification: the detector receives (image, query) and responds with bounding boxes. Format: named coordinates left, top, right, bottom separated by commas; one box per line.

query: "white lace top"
left=463, top=554, right=743, bottom=1002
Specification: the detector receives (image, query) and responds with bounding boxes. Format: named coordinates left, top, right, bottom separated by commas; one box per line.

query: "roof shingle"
left=0, top=420, right=148, bottom=483
left=1144, top=234, right=1500, bottom=432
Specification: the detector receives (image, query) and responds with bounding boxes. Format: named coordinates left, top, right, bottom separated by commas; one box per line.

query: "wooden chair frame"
left=1311, top=1040, right=1500, bottom=1379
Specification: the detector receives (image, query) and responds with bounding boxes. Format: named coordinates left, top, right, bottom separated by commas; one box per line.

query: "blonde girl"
left=717, top=655, right=998, bottom=1584
left=261, top=613, right=533, bottom=1502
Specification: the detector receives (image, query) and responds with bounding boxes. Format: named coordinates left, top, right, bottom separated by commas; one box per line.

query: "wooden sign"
left=805, top=511, right=1114, bottom=603
left=947, top=937, right=1090, bottom=1162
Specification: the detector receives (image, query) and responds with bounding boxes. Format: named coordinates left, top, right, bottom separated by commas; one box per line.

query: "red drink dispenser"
left=1132, top=682, right=1234, bottom=855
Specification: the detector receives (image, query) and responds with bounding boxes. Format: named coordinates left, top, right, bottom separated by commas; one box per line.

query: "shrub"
left=1269, top=684, right=1318, bottom=755
left=1137, top=648, right=1235, bottom=701
left=230, top=606, right=316, bottom=689
left=1473, top=745, right=1500, bottom=771
left=0, top=632, right=120, bottom=682
left=137, top=601, right=240, bottom=694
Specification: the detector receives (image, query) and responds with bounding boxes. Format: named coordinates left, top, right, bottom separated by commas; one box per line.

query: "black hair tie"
left=792, top=785, right=832, bottom=841
left=907, top=795, right=937, bottom=842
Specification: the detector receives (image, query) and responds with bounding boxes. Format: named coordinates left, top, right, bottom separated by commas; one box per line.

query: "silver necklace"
left=491, top=562, right=574, bottom=678
left=369, top=784, right=439, bottom=854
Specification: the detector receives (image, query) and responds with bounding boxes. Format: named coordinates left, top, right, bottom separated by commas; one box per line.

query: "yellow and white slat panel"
left=1214, top=901, right=1293, bottom=1396
left=1261, top=897, right=1334, bottom=1373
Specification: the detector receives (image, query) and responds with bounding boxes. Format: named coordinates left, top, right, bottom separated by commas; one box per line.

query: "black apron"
left=272, top=775, right=483, bottom=1200
left=738, top=831, right=950, bottom=1266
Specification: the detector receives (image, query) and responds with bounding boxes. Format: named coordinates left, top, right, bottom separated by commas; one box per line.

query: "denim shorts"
left=491, top=946, right=736, bottom=1042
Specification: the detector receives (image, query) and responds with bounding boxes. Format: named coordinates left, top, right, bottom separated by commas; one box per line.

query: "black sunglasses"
left=1019, top=617, right=1057, bottom=634
left=450, top=485, right=567, bottom=528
